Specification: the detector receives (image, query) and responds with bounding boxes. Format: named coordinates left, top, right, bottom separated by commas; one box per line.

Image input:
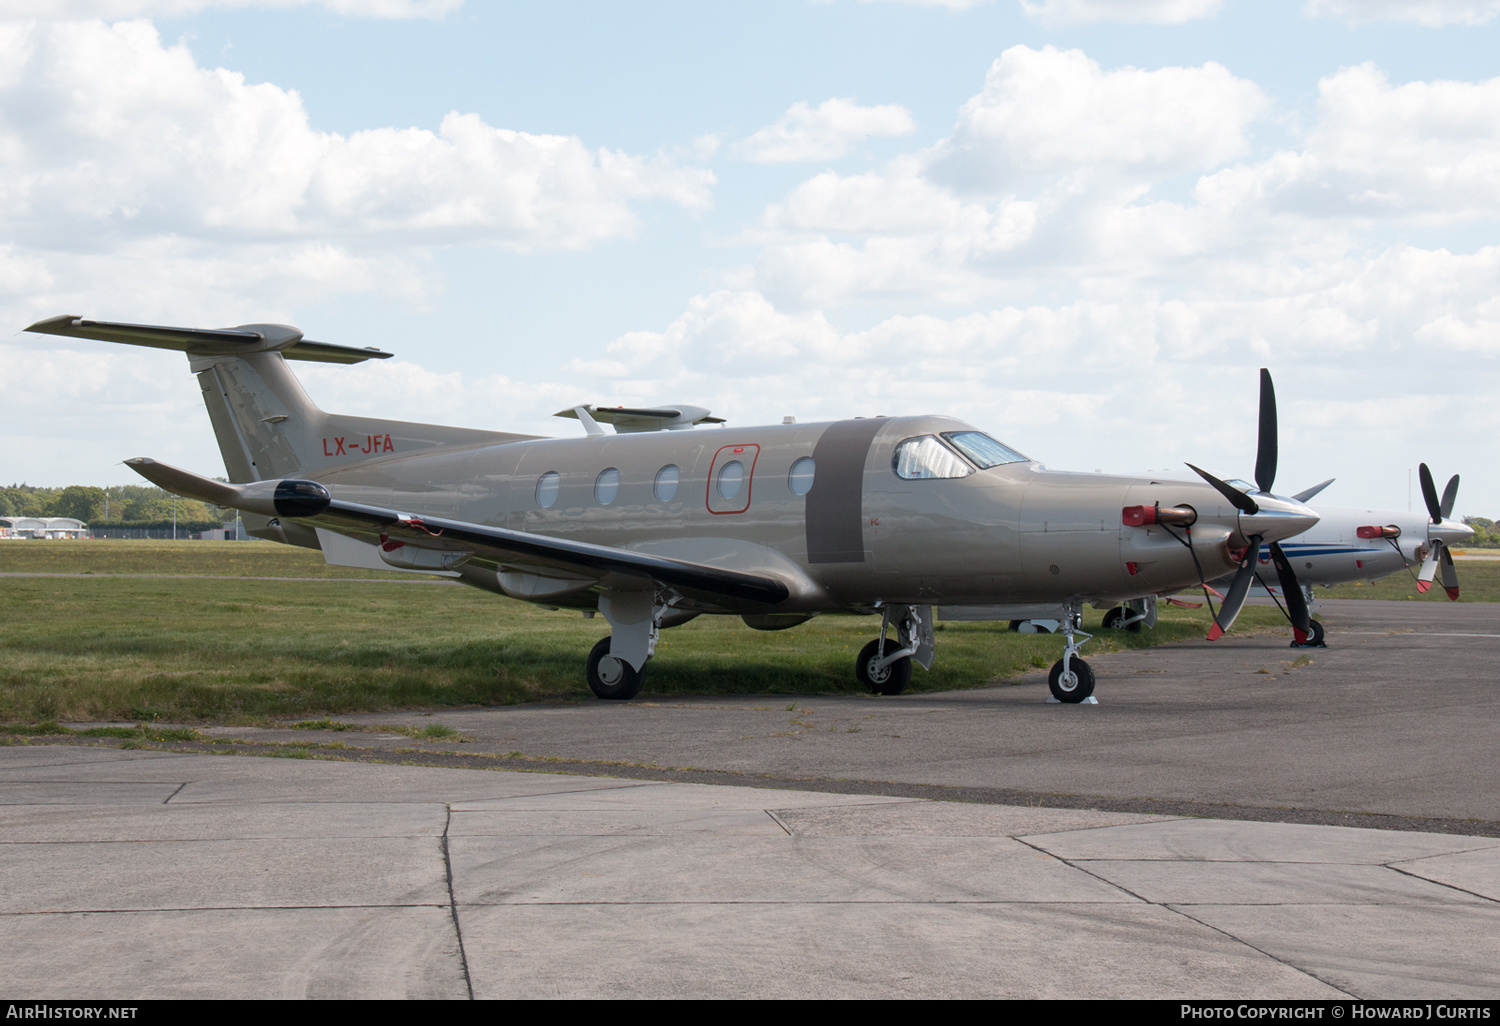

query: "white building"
left=0, top=517, right=90, bottom=539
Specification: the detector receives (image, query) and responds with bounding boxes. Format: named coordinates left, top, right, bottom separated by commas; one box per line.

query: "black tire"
left=586, top=636, right=646, bottom=701
left=1102, top=607, right=1123, bottom=630
left=1008, top=620, right=1023, bottom=632
left=855, top=637, right=911, bottom=696
left=1048, top=657, right=1096, bottom=703
left=1297, top=618, right=1326, bottom=648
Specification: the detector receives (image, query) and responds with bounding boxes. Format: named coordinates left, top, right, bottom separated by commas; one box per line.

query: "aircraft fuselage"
left=300, top=413, right=1295, bottom=615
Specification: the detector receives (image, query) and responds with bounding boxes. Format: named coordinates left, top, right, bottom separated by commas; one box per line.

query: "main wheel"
left=1102, top=607, right=1123, bottom=630
left=856, top=637, right=911, bottom=696
left=586, top=636, right=646, bottom=701
left=1295, top=618, right=1326, bottom=648
left=1048, top=657, right=1096, bottom=703
left=1008, top=620, right=1023, bottom=632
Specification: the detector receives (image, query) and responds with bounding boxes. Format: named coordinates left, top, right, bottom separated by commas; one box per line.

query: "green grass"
left=1317, top=558, right=1500, bottom=602
left=8, top=538, right=1419, bottom=724
left=0, top=539, right=410, bottom=579
left=0, top=568, right=1282, bottom=724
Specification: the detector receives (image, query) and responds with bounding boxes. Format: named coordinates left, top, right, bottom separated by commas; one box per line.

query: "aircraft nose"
left=1239, top=496, right=1320, bottom=544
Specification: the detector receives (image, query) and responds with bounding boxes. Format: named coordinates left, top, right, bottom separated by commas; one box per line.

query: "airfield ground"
left=1, top=543, right=1496, bottom=997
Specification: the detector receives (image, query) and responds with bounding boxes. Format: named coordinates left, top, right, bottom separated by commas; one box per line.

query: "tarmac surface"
left=2, top=598, right=1498, bottom=998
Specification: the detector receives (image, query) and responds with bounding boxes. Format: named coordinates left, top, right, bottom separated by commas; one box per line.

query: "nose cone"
left=1433, top=517, right=1474, bottom=546
left=1239, top=494, right=1320, bottom=544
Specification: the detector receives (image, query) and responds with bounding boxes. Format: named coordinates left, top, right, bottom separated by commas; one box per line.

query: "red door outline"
left=706, top=444, right=760, bottom=515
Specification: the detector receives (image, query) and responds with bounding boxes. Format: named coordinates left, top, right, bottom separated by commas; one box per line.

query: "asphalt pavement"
left=2, top=597, right=1497, bottom=998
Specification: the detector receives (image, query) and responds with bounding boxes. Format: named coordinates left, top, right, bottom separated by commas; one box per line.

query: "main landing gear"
left=856, top=604, right=935, bottom=696
left=1048, top=604, right=1096, bottom=704
left=1102, top=596, right=1156, bottom=633
left=585, top=589, right=672, bottom=701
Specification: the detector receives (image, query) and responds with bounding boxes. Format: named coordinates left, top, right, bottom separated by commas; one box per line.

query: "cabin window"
left=788, top=457, right=816, bottom=496
left=654, top=464, right=680, bottom=502
left=717, top=460, right=745, bottom=500
left=535, top=471, right=561, bottom=508
left=595, top=468, right=620, bottom=505
left=941, top=431, right=1028, bottom=468
left=893, top=436, right=973, bottom=481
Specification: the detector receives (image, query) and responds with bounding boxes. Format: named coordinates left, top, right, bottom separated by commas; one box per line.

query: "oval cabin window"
left=788, top=457, right=816, bottom=496
left=654, top=464, right=680, bottom=502
left=595, top=468, right=620, bottom=505
left=717, top=460, right=745, bottom=500
left=535, top=471, right=561, bottom=508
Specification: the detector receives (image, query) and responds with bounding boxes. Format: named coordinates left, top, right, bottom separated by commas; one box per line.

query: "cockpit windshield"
left=893, top=436, right=973, bottom=480
left=941, top=432, right=1029, bottom=469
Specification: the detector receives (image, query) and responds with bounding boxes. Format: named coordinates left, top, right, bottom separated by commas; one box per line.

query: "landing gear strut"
left=1047, top=603, right=1096, bottom=703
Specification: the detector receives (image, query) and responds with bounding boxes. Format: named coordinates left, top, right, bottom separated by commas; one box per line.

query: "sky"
left=2, top=0, right=1498, bottom=517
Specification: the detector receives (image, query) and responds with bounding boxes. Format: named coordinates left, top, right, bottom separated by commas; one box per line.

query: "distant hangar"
left=0, top=517, right=89, bottom=539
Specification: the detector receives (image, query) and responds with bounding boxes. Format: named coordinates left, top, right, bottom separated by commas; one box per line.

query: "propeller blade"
left=1291, top=479, right=1335, bottom=503
left=1186, top=463, right=1259, bottom=515
left=1440, top=545, right=1459, bottom=601
left=1255, top=368, right=1278, bottom=495
left=1417, top=539, right=1441, bottom=594
left=1268, top=541, right=1311, bottom=640
left=1419, top=463, right=1441, bottom=524
left=1207, top=556, right=1258, bottom=641
left=1440, top=474, right=1460, bottom=520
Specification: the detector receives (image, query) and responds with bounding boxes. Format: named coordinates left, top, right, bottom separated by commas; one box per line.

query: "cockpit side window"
left=941, top=431, right=1028, bottom=469
left=893, top=436, right=973, bottom=480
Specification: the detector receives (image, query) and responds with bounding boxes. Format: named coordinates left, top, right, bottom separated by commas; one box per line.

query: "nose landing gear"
left=1047, top=604, right=1096, bottom=703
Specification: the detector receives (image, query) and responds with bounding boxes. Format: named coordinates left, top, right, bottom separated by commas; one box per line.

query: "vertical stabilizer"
left=26, top=315, right=538, bottom=485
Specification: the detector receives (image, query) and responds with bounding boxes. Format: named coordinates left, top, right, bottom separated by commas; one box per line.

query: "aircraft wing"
left=125, top=458, right=790, bottom=606
left=315, top=499, right=791, bottom=604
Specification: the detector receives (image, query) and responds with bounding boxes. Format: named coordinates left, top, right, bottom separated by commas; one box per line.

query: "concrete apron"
left=1, top=746, right=1496, bottom=999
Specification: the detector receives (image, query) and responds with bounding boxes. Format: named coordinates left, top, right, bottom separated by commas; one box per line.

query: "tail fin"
left=27, top=316, right=534, bottom=482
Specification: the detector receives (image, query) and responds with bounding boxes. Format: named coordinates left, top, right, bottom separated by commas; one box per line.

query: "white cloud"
left=735, top=98, right=916, bottom=164
left=1197, top=63, right=1500, bottom=223
left=930, top=46, right=1268, bottom=192
left=1019, top=0, right=1224, bottom=24
left=0, top=21, right=712, bottom=252
left=1303, top=0, right=1500, bottom=26
left=0, top=0, right=461, bottom=19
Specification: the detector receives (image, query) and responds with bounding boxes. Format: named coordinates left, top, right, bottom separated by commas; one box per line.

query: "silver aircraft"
left=27, top=315, right=1321, bottom=703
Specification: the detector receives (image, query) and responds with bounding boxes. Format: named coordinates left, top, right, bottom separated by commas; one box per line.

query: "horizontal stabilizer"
left=25, top=315, right=393, bottom=365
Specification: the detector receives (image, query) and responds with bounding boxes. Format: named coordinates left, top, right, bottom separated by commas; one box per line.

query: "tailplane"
left=27, top=315, right=535, bottom=483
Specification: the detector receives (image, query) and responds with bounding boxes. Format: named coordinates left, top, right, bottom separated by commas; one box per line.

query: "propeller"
left=1416, top=463, right=1463, bottom=601
left=1198, top=369, right=1297, bottom=641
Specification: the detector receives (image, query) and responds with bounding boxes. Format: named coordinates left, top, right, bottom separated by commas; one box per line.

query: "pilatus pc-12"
left=28, top=315, right=1319, bottom=703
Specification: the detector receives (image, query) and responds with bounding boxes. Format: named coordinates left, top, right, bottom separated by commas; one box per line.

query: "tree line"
left=0, top=483, right=226, bottom=530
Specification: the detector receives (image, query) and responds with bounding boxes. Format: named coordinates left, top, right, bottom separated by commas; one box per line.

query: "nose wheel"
left=1291, top=617, right=1326, bottom=648
left=1048, top=657, right=1095, bottom=702
left=1047, top=604, right=1096, bottom=703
